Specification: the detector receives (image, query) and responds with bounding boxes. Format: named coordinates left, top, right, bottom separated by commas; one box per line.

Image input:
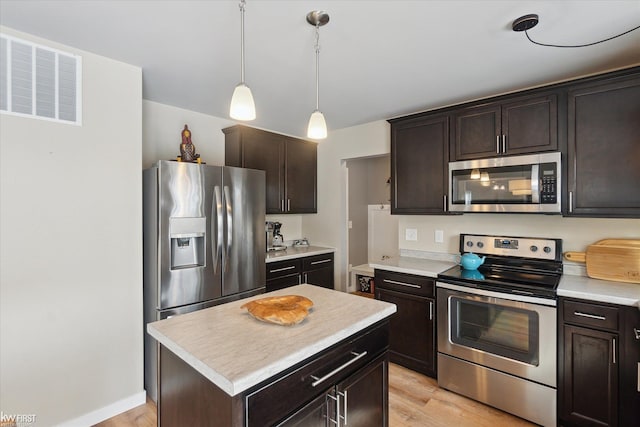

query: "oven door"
left=437, top=282, right=556, bottom=387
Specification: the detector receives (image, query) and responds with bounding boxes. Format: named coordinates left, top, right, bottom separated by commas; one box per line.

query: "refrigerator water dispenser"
left=169, top=217, right=206, bottom=269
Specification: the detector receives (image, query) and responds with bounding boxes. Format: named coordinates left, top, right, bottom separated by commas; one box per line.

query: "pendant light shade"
left=230, top=0, right=255, bottom=121
left=306, top=11, right=329, bottom=140
left=307, top=110, right=327, bottom=139
left=230, top=83, right=256, bottom=121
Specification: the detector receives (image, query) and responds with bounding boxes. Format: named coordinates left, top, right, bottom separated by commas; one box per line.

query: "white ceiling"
left=1, top=0, right=639, bottom=138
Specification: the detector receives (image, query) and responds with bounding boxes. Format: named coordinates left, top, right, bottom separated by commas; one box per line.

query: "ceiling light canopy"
left=512, top=13, right=640, bottom=48
left=306, top=10, right=329, bottom=140
left=230, top=0, right=256, bottom=121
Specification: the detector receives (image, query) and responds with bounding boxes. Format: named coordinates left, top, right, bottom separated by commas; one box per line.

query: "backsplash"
left=398, top=214, right=639, bottom=255
left=265, top=214, right=303, bottom=241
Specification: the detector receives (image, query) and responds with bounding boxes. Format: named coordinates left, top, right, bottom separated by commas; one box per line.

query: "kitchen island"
left=147, top=284, right=396, bottom=426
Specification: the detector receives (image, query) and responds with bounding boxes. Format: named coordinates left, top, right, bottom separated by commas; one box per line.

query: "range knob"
left=466, top=241, right=474, bottom=247
left=477, top=242, right=484, bottom=248
left=530, top=245, right=538, bottom=252
left=543, top=246, right=552, bottom=253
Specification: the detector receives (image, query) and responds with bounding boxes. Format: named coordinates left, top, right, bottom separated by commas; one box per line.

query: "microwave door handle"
left=531, top=164, right=540, bottom=203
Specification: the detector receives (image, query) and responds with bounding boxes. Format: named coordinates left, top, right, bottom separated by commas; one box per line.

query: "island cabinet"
left=558, top=297, right=640, bottom=427
left=158, top=319, right=390, bottom=427
left=223, top=125, right=317, bottom=214
left=374, top=269, right=436, bottom=377
left=565, top=70, right=640, bottom=217
left=266, top=253, right=334, bottom=292
left=389, top=113, right=450, bottom=214
left=451, top=91, right=558, bottom=160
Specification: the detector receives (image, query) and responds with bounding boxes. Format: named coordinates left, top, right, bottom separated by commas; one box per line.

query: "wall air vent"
left=0, top=33, right=82, bottom=125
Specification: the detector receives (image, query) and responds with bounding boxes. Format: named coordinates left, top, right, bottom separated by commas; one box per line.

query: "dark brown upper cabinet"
left=389, top=114, right=450, bottom=214
left=451, top=92, right=558, bottom=160
left=224, top=125, right=317, bottom=214
left=566, top=72, right=640, bottom=218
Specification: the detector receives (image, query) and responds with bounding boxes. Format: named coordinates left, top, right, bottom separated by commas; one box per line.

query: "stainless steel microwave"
left=448, top=152, right=561, bottom=213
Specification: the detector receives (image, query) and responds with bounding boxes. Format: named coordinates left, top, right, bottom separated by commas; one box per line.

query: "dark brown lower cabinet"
left=561, top=324, right=618, bottom=426
left=159, top=320, right=389, bottom=427
left=559, top=297, right=640, bottom=427
left=374, top=269, right=436, bottom=377
left=266, top=253, right=334, bottom=292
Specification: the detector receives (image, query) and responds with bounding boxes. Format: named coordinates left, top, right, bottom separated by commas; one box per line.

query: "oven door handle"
left=436, top=281, right=557, bottom=307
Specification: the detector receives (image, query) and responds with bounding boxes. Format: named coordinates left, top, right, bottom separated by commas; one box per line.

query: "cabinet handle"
left=634, top=328, right=640, bottom=340
left=311, top=259, right=332, bottom=265
left=569, top=191, right=573, bottom=213
left=269, top=265, right=296, bottom=273
left=429, top=301, right=434, bottom=320
left=612, top=338, right=616, bottom=364
left=339, top=390, right=348, bottom=425
left=574, top=311, right=606, bottom=321
left=502, top=135, right=506, bottom=153
left=304, top=273, right=308, bottom=283
left=496, top=135, right=500, bottom=154
left=327, top=393, right=339, bottom=426
left=287, top=198, right=291, bottom=212
left=310, top=351, right=368, bottom=387
left=281, top=199, right=285, bottom=212
left=383, top=279, right=421, bottom=289
left=443, top=194, right=447, bottom=212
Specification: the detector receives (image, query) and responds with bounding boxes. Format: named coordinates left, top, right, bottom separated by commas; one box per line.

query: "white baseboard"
left=56, top=390, right=147, bottom=427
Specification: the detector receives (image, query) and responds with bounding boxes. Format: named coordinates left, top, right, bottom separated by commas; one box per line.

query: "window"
left=1, top=33, right=81, bottom=125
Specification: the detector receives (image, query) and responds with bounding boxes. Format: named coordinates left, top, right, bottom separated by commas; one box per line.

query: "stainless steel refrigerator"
left=143, top=160, right=266, bottom=402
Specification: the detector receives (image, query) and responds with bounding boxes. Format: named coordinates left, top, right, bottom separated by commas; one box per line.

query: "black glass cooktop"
left=438, top=263, right=562, bottom=299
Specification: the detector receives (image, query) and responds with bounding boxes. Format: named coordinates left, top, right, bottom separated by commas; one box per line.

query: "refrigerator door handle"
left=213, top=186, right=223, bottom=273
left=223, top=185, right=233, bottom=272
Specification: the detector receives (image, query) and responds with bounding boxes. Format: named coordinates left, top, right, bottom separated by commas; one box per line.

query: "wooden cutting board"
left=564, top=239, right=640, bottom=284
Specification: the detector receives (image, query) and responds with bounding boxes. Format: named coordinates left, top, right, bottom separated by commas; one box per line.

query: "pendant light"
left=306, top=11, right=330, bottom=140
left=230, top=0, right=256, bottom=121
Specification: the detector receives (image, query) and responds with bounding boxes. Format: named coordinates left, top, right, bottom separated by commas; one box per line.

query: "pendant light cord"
left=525, top=23, right=640, bottom=48
left=315, top=25, right=320, bottom=110
left=239, top=0, right=246, bottom=83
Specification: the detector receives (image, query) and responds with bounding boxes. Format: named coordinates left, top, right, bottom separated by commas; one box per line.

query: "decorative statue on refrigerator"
left=178, top=124, right=201, bottom=163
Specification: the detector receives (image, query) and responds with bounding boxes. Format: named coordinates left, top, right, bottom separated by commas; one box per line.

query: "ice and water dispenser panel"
left=169, top=217, right=206, bottom=269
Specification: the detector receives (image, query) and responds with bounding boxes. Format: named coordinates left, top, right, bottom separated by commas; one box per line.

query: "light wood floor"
left=95, top=363, right=534, bottom=427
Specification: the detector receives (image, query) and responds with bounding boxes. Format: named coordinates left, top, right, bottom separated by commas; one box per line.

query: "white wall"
left=142, top=100, right=232, bottom=168
left=302, top=120, right=391, bottom=290
left=0, top=27, right=143, bottom=425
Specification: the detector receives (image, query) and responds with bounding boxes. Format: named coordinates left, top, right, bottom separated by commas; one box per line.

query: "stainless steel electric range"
left=437, top=233, right=563, bottom=427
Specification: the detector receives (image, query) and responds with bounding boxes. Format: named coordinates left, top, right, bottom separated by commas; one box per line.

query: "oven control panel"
left=462, top=234, right=560, bottom=261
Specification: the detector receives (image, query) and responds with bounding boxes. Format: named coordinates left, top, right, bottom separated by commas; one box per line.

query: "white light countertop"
left=557, top=274, right=640, bottom=307
left=147, top=284, right=396, bottom=396
left=266, top=245, right=335, bottom=263
left=369, top=256, right=456, bottom=278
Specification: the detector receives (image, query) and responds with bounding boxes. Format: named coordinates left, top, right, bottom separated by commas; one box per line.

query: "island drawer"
left=563, top=299, right=619, bottom=331
left=267, top=259, right=302, bottom=280
left=244, top=320, right=389, bottom=427
left=375, top=269, right=435, bottom=297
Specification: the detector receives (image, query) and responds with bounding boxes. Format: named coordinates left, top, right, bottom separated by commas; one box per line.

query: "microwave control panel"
left=540, top=163, right=557, bottom=204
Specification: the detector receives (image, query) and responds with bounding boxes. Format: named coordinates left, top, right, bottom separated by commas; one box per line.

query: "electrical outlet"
left=405, top=228, right=418, bottom=241
left=348, top=220, right=353, bottom=229
left=435, top=230, right=444, bottom=243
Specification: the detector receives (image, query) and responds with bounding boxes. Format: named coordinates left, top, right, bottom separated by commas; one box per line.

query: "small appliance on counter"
left=266, top=221, right=287, bottom=252
left=292, top=238, right=310, bottom=247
